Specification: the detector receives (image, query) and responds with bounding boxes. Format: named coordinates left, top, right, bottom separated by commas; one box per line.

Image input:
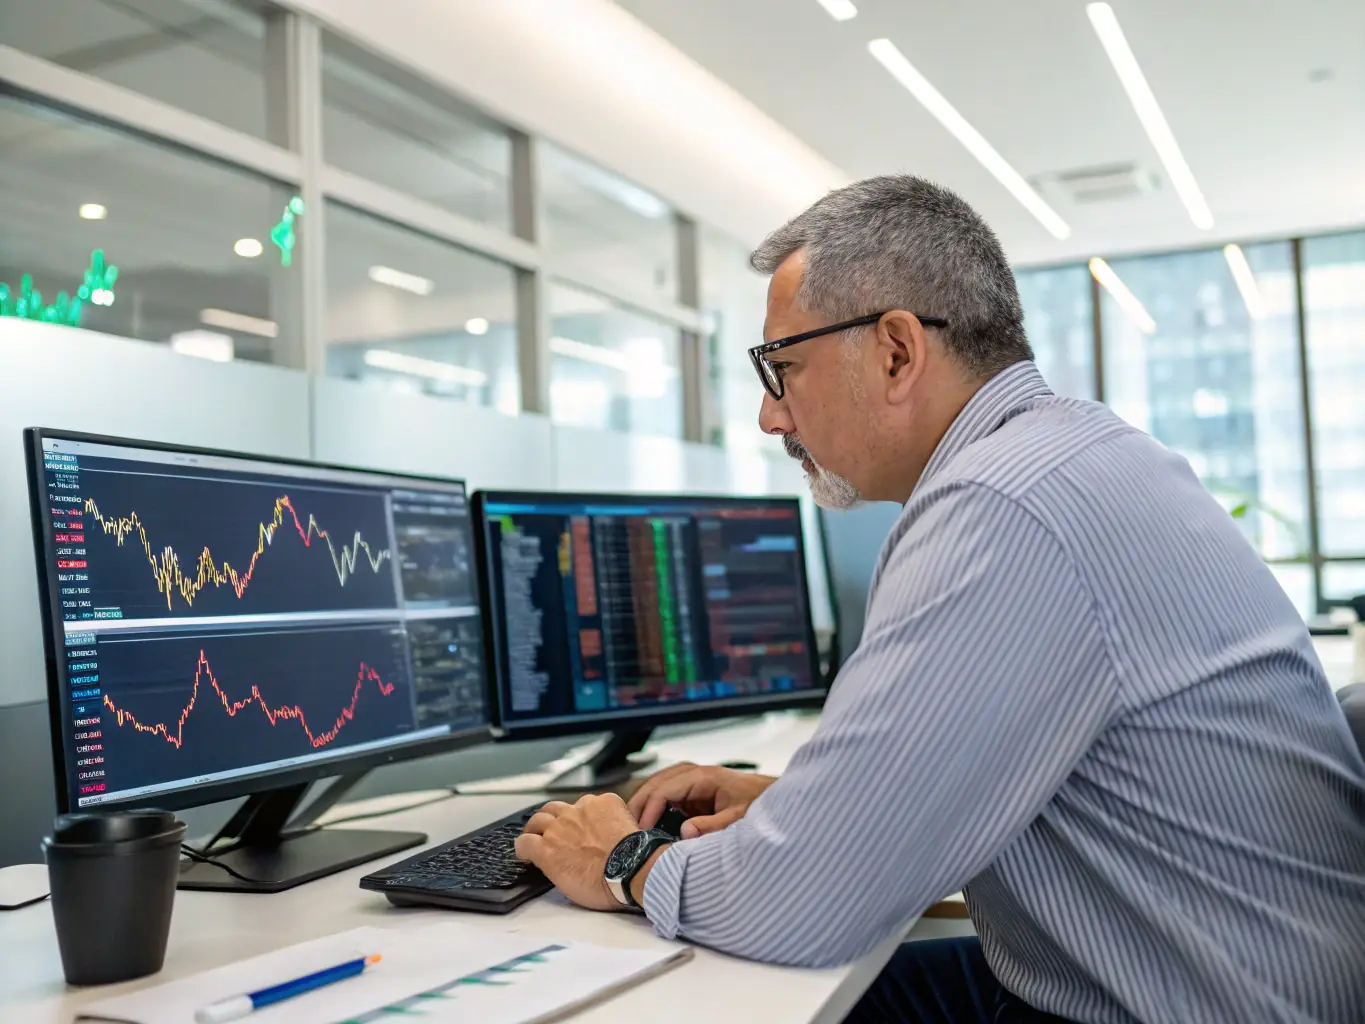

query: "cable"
left=179, top=843, right=270, bottom=885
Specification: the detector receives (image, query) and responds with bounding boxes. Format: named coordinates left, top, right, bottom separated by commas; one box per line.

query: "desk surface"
left=0, top=714, right=902, bottom=1024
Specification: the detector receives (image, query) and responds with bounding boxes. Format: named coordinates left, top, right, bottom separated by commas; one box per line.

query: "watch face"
left=605, top=832, right=650, bottom=880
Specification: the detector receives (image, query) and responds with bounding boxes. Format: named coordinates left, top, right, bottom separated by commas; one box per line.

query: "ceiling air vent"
left=1033, top=162, right=1160, bottom=205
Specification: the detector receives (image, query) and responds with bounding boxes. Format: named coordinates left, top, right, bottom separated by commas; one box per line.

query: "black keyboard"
left=359, top=803, right=552, bottom=914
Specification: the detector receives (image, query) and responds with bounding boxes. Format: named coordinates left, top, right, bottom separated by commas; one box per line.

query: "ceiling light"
left=867, top=39, right=1070, bottom=240
left=233, top=237, right=263, bottom=259
left=90, top=289, right=114, bottom=307
left=199, top=307, right=279, bottom=338
left=815, top=0, right=858, bottom=21
left=170, top=330, right=234, bottom=363
left=464, top=317, right=490, bottom=336
left=78, top=203, right=107, bottom=221
left=1222, top=244, right=1266, bottom=320
left=368, top=265, right=434, bottom=296
left=1089, top=258, right=1156, bottom=334
left=1086, top=3, right=1213, bottom=230
left=362, top=349, right=489, bottom=386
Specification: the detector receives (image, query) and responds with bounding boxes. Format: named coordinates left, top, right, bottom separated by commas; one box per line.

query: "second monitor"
left=473, top=491, right=827, bottom=788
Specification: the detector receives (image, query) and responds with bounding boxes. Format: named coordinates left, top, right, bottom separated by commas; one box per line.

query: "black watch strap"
left=621, top=830, right=673, bottom=909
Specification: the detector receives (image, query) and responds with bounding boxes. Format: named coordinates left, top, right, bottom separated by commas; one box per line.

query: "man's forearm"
left=630, top=844, right=671, bottom=908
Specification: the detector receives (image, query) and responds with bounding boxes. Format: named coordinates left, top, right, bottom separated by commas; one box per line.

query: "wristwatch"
left=604, top=829, right=673, bottom=909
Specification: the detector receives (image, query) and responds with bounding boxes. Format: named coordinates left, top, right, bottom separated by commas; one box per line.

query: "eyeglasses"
left=747, top=311, right=950, bottom=401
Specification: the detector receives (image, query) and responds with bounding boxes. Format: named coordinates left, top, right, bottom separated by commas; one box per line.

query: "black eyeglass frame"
left=747, top=311, right=950, bottom=400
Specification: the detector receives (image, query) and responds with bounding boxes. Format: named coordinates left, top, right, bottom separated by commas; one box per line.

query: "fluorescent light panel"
left=78, top=203, right=107, bottom=221
left=816, top=0, right=858, bottom=21
left=234, top=237, right=263, bottom=259
left=368, top=265, right=434, bottom=296
left=1089, top=258, right=1156, bottom=334
left=199, top=307, right=278, bottom=338
left=1086, top=3, right=1212, bottom=230
left=866, top=39, right=1069, bottom=240
left=362, top=349, right=489, bottom=386
left=549, top=336, right=680, bottom=377
left=170, top=330, right=234, bottom=363
left=1222, top=244, right=1266, bottom=320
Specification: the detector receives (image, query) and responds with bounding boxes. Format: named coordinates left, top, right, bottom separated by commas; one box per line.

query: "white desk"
left=0, top=714, right=903, bottom=1024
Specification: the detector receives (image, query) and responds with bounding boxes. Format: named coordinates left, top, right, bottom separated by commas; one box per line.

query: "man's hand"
left=627, top=763, right=777, bottom=839
left=514, top=794, right=640, bottom=912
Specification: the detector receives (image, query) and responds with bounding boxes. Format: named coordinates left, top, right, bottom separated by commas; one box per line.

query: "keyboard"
left=359, top=803, right=552, bottom=914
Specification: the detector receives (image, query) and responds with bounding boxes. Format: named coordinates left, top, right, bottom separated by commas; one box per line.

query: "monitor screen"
left=28, top=431, right=491, bottom=811
left=475, top=492, right=825, bottom=733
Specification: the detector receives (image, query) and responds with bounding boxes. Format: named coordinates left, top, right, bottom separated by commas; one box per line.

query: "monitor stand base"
left=177, top=778, right=426, bottom=893
left=540, top=727, right=656, bottom=792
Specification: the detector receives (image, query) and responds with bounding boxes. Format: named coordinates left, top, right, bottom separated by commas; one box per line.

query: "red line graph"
left=85, top=495, right=391, bottom=611
left=102, top=650, right=396, bottom=750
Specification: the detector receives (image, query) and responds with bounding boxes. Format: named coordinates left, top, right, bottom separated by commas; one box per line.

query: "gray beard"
left=782, top=434, right=863, bottom=510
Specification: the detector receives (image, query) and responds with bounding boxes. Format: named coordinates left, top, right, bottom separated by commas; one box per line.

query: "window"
left=541, top=144, right=677, bottom=300
left=321, top=34, right=512, bottom=231
left=2, top=0, right=271, bottom=138
left=0, top=94, right=299, bottom=363
left=549, top=283, right=682, bottom=437
left=1015, top=264, right=1096, bottom=400
left=700, top=226, right=776, bottom=451
left=1100, top=243, right=1310, bottom=562
left=324, top=202, right=519, bottom=414
left=1303, top=231, right=1365, bottom=559
left=1323, top=563, right=1365, bottom=604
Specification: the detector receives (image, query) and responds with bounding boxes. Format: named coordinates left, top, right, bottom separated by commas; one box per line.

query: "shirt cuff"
left=640, top=840, right=691, bottom=939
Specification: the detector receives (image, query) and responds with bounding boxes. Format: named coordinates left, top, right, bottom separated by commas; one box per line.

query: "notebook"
left=76, top=921, right=693, bottom=1024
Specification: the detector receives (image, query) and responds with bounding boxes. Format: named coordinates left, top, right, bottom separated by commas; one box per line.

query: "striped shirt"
left=643, top=361, right=1365, bottom=1023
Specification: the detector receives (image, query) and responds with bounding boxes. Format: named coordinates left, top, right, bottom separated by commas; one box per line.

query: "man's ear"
left=877, top=311, right=929, bottom=403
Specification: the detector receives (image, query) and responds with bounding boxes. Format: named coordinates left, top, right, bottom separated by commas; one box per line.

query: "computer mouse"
left=653, top=806, right=689, bottom=840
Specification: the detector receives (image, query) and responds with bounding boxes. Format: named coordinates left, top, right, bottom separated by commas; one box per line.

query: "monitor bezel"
left=25, top=427, right=495, bottom=815
left=471, top=488, right=828, bottom=741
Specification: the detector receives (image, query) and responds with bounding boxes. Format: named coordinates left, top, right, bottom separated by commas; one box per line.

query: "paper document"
left=77, top=922, right=692, bottom=1024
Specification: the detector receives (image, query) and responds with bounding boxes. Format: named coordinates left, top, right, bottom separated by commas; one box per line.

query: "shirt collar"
left=913, top=360, right=1054, bottom=498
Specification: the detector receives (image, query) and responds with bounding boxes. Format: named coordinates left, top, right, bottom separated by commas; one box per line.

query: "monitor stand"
left=540, top=727, right=657, bottom=792
left=176, top=775, right=426, bottom=894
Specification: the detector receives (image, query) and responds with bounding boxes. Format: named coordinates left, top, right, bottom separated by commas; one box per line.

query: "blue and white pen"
left=193, top=953, right=382, bottom=1023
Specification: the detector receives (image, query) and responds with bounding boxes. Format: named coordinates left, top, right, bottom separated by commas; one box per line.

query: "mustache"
left=783, top=434, right=810, bottom=463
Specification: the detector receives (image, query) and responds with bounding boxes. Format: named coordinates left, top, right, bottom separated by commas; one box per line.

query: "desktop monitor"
left=472, top=490, right=827, bottom=787
left=25, top=428, right=493, bottom=891
left=820, top=502, right=904, bottom=665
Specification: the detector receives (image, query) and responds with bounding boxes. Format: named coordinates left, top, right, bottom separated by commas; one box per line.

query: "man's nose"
left=758, top=390, right=793, bottom=436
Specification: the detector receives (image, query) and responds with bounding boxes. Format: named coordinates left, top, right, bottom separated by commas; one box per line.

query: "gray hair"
left=750, top=174, right=1032, bottom=377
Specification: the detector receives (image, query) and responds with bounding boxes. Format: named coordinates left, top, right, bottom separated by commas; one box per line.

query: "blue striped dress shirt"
left=642, top=361, right=1365, bottom=1023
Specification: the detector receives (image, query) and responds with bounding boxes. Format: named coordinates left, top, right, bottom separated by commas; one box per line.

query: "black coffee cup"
left=42, top=810, right=187, bottom=986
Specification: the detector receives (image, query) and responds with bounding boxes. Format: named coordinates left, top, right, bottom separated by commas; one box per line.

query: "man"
left=515, top=175, right=1365, bottom=1023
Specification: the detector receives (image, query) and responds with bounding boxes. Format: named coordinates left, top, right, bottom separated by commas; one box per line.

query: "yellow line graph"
left=84, top=495, right=391, bottom=611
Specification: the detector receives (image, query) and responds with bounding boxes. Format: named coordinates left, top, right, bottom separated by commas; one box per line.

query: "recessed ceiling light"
left=1086, top=3, right=1213, bottom=230
left=1089, top=258, right=1156, bottom=334
left=368, top=265, right=435, bottom=296
left=79, top=203, right=107, bottom=221
left=464, top=317, right=490, bottom=336
left=199, top=307, right=279, bottom=338
left=815, top=0, right=858, bottom=21
left=234, top=237, right=263, bottom=259
left=1222, top=244, right=1266, bottom=320
left=362, top=349, right=489, bottom=386
left=866, top=39, right=1070, bottom=240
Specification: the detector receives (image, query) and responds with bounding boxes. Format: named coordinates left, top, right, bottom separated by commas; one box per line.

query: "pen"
left=193, top=953, right=382, bottom=1023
